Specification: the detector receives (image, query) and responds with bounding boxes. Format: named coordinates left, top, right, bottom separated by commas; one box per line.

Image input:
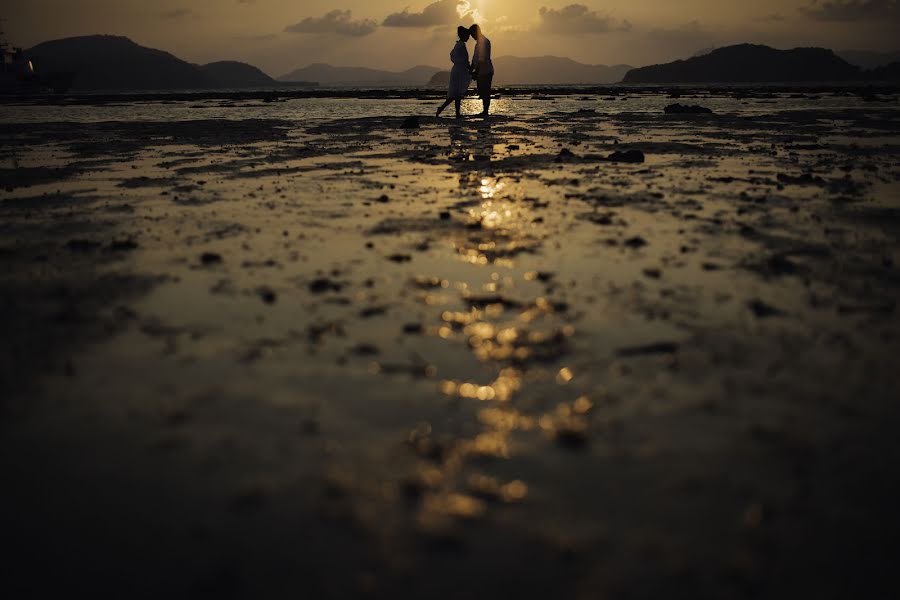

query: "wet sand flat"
left=1, top=90, right=900, bottom=599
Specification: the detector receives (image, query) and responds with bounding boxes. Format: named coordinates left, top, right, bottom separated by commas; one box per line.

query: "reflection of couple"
left=436, top=24, right=493, bottom=119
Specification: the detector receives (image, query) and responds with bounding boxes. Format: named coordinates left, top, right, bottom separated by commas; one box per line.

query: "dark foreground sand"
left=1, top=93, right=899, bottom=599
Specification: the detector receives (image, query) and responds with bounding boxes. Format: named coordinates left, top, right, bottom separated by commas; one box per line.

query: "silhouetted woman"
left=436, top=26, right=472, bottom=119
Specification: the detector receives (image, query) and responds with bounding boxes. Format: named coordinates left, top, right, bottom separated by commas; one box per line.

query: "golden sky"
left=5, top=1, right=899, bottom=75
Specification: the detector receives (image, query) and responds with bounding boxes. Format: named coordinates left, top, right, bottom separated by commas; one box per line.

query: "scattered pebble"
left=748, top=299, right=782, bottom=318
left=607, top=150, right=645, bottom=163
left=257, top=286, right=277, bottom=304
left=200, top=252, right=222, bottom=265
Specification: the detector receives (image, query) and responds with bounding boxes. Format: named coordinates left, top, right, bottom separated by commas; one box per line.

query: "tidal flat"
left=1, top=88, right=899, bottom=599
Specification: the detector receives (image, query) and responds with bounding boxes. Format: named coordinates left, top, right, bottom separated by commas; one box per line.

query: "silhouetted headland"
left=25, top=35, right=314, bottom=90
left=198, top=61, right=277, bottom=88
left=623, top=43, right=900, bottom=83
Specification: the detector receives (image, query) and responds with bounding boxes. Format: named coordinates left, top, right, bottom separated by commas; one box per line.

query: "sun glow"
left=458, top=1, right=485, bottom=23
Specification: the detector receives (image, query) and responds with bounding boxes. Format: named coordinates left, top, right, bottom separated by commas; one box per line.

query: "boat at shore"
left=1, top=28, right=74, bottom=94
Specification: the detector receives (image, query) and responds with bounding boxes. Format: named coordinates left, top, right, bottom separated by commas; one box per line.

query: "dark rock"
left=767, top=254, right=800, bottom=275
left=583, top=212, right=615, bottom=225
left=257, top=286, right=277, bottom=304
left=308, top=278, right=342, bottom=293
left=352, top=343, right=380, bottom=356
left=108, top=239, right=138, bottom=252
left=200, top=252, right=222, bottom=265
left=439, top=211, right=451, bottom=220
left=403, top=323, right=424, bottom=334
left=555, top=420, right=589, bottom=450
left=556, top=148, right=576, bottom=161
left=624, top=236, right=648, bottom=249
left=359, top=306, right=387, bottom=318
left=616, top=342, right=679, bottom=357
left=748, top=299, right=782, bottom=318
left=777, top=172, right=825, bottom=186
left=664, top=104, right=713, bottom=114
left=387, top=254, right=412, bottom=263
left=607, top=150, right=645, bottom=163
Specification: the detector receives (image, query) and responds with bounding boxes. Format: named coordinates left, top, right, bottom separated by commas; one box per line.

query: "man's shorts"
left=476, top=74, right=493, bottom=99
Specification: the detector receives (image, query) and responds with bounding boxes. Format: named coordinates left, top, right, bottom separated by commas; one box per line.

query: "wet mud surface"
left=2, top=91, right=900, bottom=598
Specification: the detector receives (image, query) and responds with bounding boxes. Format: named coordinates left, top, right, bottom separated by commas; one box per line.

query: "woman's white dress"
left=447, top=41, right=471, bottom=100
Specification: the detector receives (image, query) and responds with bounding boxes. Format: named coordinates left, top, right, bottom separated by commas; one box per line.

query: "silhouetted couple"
left=436, top=24, right=493, bottom=119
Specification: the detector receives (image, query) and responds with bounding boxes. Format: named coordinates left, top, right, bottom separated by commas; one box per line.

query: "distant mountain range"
left=837, top=50, right=900, bottom=69
left=493, top=56, right=631, bottom=85
left=623, top=44, right=900, bottom=83
left=25, top=35, right=288, bottom=90
left=277, top=64, right=442, bottom=87
left=20, top=36, right=900, bottom=91
left=282, top=56, right=632, bottom=87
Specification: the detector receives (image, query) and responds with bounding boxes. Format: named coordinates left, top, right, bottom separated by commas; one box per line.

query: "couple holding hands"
left=436, top=24, right=493, bottom=119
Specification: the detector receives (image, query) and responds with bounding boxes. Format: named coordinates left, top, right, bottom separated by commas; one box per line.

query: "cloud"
left=536, top=4, right=631, bottom=34
left=382, top=0, right=472, bottom=28
left=285, top=10, right=378, bottom=37
left=160, top=8, right=191, bottom=20
left=800, top=0, right=900, bottom=21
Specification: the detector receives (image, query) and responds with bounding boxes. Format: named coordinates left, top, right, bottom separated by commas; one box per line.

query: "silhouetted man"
left=468, top=24, right=493, bottom=116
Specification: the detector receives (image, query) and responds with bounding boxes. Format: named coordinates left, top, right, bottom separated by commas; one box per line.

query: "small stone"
left=556, top=148, right=576, bottom=161
left=607, top=150, right=645, bottom=163
left=403, top=323, right=424, bottom=334
left=748, top=299, right=782, bottom=318
left=624, top=236, right=648, bottom=249
left=200, top=252, right=222, bottom=265
left=664, top=103, right=713, bottom=114
left=257, top=287, right=277, bottom=304
left=352, top=343, right=380, bottom=356
left=108, top=239, right=138, bottom=252
left=309, top=278, right=342, bottom=293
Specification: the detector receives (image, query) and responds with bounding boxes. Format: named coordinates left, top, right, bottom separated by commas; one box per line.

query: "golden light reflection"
left=479, top=177, right=505, bottom=199
left=469, top=200, right=514, bottom=229
left=440, top=368, right=522, bottom=403
left=399, top=160, right=589, bottom=527
left=421, top=493, right=487, bottom=520
left=467, top=474, right=529, bottom=504
left=556, top=367, right=574, bottom=384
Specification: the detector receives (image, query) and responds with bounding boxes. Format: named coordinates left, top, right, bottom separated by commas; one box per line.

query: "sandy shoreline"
left=1, top=93, right=899, bottom=598
left=2, top=82, right=899, bottom=105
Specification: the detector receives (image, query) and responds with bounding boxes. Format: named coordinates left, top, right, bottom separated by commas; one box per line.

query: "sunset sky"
left=5, top=1, right=899, bottom=75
